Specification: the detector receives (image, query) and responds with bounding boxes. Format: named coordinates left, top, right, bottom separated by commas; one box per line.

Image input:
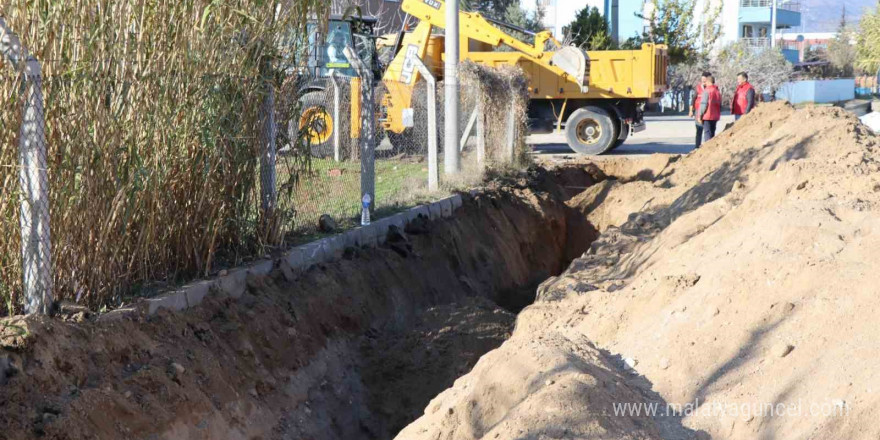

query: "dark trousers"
left=695, top=123, right=703, bottom=148
left=702, top=120, right=718, bottom=143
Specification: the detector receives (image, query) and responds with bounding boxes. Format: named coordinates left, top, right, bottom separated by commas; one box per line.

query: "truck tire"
left=298, top=91, right=348, bottom=158
left=565, top=107, right=618, bottom=155
left=611, top=122, right=629, bottom=150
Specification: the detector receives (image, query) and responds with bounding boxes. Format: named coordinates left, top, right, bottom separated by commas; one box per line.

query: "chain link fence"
left=1, top=22, right=531, bottom=316
left=276, top=74, right=363, bottom=237
left=1, top=20, right=53, bottom=316
left=16, top=60, right=52, bottom=316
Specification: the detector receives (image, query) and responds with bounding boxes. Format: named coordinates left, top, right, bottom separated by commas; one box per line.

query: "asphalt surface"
left=528, top=113, right=736, bottom=160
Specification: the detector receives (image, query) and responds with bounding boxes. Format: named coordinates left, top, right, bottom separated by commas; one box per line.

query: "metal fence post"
left=2, top=19, right=53, bottom=315
left=20, top=58, right=53, bottom=315
left=344, top=47, right=375, bottom=211
left=259, top=60, right=278, bottom=238
left=459, top=106, right=478, bottom=152
left=330, top=70, right=342, bottom=162
left=506, top=97, right=516, bottom=164
left=476, top=98, right=485, bottom=169
left=444, top=0, right=461, bottom=174
left=412, top=57, right=438, bottom=192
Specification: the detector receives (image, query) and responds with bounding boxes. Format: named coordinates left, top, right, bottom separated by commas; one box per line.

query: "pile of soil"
left=0, top=178, right=593, bottom=440
left=401, top=103, right=880, bottom=439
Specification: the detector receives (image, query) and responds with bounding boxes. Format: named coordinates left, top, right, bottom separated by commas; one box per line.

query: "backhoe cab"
left=297, top=15, right=381, bottom=157
left=304, top=15, right=381, bottom=79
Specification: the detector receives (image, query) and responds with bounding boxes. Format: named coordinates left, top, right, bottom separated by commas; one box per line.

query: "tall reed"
left=0, top=0, right=327, bottom=314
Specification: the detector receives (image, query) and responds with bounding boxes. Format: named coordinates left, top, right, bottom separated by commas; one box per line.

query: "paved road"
left=528, top=114, right=736, bottom=160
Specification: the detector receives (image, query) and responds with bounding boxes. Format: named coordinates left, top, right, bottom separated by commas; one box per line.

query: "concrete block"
left=249, top=259, right=274, bottom=276
left=341, top=229, right=358, bottom=249
left=439, top=197, right=453, bottom=217
left=324, top=235, right=345, bottom=259
left=184, top=280, right=215, bottom=308
left=428, top=202, right=443, bottom=220
left=316, top=239, right=333, bottom=263
left=96, top=307, right=137, bottom=323
left=278, top=259, right=296, bottom=282
left=298, top=242, right=323, bottom=266
left=284, top=248, right=305, bottom=272
left=365, top=232, right=379, bottom=248
left=406, top=206, right=429, bottom=223
left=347, top=227, right=365, bottom=247
left=450, top=194, right=463, bottom=210
left=359, top=224, right=379, bottom=248
left=412, top=205, right=430, bottom=216
left=146, top=291, right=189, bottom=315
left=389, top=212, right=408, bottom=229
left=372, top=218, right=392, bottom=243
left=217, top=268, right=248, bottom=298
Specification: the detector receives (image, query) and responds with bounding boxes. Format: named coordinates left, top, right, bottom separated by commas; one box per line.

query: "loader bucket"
left=551, top=46, right=590, bottom=93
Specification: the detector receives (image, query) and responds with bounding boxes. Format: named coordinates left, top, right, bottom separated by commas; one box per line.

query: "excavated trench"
left=0, top=166, right=608, bottom=440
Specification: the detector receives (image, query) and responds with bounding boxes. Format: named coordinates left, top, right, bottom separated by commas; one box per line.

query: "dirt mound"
left=402, top=102, right=880, bottom=439
left=396, top=330, right=704, bottom=440
left=0, top=181, right=592, bottom=440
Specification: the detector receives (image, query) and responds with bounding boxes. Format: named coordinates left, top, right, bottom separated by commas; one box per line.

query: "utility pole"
left=771, top=0, right=778, bottom=48
left=444, top=0, right=461, bottom=174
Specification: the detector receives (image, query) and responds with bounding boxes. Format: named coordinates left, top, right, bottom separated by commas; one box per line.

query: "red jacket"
left=732, top=82, right=756, bottom=115
left=693, top=83, right=704, bottom=116
left=702, top=85, right=722, bottom=121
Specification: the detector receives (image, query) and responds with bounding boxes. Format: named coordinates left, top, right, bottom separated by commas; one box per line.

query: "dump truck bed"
left=583, top=44, right=668, bottom=101
left=457, top=43, right=667, bottom=102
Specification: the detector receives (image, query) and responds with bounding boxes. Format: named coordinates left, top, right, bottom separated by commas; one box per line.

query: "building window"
left=742, top=25, right=753, bottom=38
left=758, top=27, right=768, bottom=38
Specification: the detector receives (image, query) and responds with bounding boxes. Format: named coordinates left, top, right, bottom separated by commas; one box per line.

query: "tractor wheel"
left=565, top=106, right=619, bottom=155
left=298, top=91, right=349, bottom=159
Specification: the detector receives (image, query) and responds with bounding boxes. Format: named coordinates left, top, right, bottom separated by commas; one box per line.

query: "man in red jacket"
left=732, top=72, right=756, bottom=121
left=689, top=72, right=711, bottom=148
left=697, top=74, right=722, bottom=145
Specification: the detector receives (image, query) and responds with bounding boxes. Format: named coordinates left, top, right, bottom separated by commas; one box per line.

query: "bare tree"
left=330, top=0, right=407, bottom=34
left=668, top=61, right=710, bottom=111
left=711, top=41, right=794, bottom=104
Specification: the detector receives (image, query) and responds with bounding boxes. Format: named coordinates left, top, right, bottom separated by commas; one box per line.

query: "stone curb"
left=141, top=195, right=465, bottom=315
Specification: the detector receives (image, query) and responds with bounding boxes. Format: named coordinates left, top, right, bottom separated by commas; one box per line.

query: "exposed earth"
left=5, top=102, right=880, bottom=439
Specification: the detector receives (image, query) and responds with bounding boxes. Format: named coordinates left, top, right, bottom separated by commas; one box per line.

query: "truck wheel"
left=565, top=107, right=618, bottom=155
left=298, top=91, right=347, bottom=158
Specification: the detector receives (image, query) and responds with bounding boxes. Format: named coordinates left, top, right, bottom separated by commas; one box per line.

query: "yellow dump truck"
left=300, top=0, right=668, bottom=155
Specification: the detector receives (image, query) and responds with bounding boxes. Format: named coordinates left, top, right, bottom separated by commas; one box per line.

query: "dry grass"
left=458, top=61, right=531, bottom=173
left=0, top=4, right=531, bottom=316
left=0, top=0, right=327, bottom=314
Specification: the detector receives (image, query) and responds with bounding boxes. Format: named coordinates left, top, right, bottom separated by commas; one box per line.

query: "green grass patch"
left=280, top=157, right=433, bottom=236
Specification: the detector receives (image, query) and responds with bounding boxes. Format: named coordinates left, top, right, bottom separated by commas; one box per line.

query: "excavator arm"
left=380, top=0, right=589, bottom=134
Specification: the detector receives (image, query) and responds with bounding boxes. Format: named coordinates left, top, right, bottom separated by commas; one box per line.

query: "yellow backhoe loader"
left=299, top=0, right=668, bottom=156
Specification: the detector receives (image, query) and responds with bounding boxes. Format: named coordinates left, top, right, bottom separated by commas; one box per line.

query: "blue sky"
left=523, top=0, right=879, bottom=36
